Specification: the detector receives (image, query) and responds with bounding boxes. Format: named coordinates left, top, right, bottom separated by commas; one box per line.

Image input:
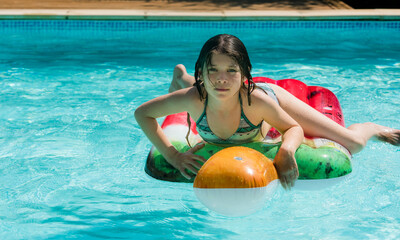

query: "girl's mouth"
left=215, top=88, right=229, bottom=92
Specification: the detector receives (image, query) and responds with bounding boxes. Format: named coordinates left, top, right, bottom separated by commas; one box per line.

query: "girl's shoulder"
left=168, top=86, right=205, bottom=114
left=171, top=86, right=204, bottom=102
left=241, top=86, right=277, bottom=109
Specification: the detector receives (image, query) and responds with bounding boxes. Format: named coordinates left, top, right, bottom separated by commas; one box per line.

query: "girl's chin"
left=210, top=91, right=236, bottom=100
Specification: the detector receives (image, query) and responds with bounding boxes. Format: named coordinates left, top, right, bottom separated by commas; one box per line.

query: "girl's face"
left=202, top=53, right=243, bottom=100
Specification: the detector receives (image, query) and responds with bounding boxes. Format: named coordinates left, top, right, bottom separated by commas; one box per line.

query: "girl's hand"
left=167, top=142, right=207, bottom=180
left=273, top=149, right=299, bottom=190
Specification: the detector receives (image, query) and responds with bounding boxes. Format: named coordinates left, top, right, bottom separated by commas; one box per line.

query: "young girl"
left=135, top=34, right=400, bottom=190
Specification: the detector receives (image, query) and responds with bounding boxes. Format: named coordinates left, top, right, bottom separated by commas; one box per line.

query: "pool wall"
left=1, top=19, right=400, bottom=33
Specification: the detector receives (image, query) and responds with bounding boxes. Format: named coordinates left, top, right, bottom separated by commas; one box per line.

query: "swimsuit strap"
left=239, top=93, right=261, bottom=128
left=195, top=95, right=208, bottom=125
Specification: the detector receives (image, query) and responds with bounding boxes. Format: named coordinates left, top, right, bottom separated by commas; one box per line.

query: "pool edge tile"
left=0, top=9, right=400, bottom=21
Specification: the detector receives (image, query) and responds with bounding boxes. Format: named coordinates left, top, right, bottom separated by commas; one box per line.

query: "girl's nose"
left=217, top=73, right=228, bottom=83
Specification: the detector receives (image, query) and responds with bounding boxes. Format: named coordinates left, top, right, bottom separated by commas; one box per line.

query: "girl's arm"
left=255, top=93, right=304, bottom=190
left=135, top=88, right=206, bottom=179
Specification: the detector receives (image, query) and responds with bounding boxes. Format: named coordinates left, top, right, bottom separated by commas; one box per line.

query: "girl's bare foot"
left=168, top=64, right=195, bottom=93
left=346, top=122, right=399, bottom=153
left=376, top=127, right=400, bottom=146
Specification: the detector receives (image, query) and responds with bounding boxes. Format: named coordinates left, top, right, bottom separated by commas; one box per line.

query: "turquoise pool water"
left=0, top=20, right=400, bottom=239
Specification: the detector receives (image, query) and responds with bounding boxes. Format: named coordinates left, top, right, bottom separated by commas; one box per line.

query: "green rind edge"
left=145, top=141, right=352, bottom=183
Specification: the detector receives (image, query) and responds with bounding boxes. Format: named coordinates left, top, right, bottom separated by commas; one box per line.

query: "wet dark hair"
left=193, top=34, right=257, bottom=105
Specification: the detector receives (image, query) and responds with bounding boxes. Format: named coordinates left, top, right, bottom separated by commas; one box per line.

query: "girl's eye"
left=208, top=68, right=217, bottom=72
left=228, top=69, right=238, bottom=73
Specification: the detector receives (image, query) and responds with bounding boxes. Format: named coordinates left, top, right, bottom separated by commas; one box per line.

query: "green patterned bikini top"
left=195, top=93, right=263, bottom=145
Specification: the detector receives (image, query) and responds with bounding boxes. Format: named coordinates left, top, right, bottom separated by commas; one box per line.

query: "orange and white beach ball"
left=193, top=146, right=279, bottom=217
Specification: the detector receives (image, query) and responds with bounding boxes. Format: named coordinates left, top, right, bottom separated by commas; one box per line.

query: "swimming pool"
left=1, top=20, right=400, bottom=239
